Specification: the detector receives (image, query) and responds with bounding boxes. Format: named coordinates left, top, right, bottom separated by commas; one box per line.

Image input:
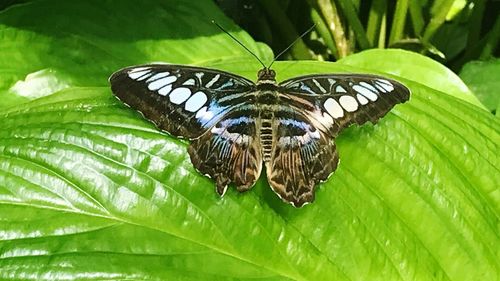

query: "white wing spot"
left=339, top=95, right=358, bottom=112
left=282, top=129, right=321, bottom=145
left=359, top=82, right=379, bottom=93
left=185, top=91, right=208, bottom=112
left=300, top=84, right=315, bottom=94
left=356, top=94, right=369, bottom=105
left=375, top=79, right=394, bottom=92
left=158, top=85, right=172, bottom=96
left=327, top=78, right=336, bottom=91
left=377, top=79, right=392, bottom=86
left=309, top=129, right=321, bottom=139
left=148, top=76, right=177, bottom=91
left=195, top=106, right=214, bottom=122
left=353, top=85, right=378, bottom=101
left=205, top=74, right=220, bottom=88
left=211, top=126, right=249, bottom=145
left=373, top=83, right=387, bottom=93
left=128, top=70, right=151, bottom=80
left=320, top=112, right=334, bottom=126
left=313, top=110, right=334, bottom=127
left=324, top=98, right=344, bottom=118
left=182, top=78, right=196, bottom=86
left=146, top=72, right=170, bottom=82
left=217, top=79, right=234, bottom=90
left=313, top=79, right=327, bottom=93
left=336, top=85, right=347, bottom=93
left=169, top=87, right=191, bottom=104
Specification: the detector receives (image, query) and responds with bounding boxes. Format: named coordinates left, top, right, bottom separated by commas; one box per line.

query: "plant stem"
left=311, top=0, right=349, bottom=58
left=408, top=0, right=424, bottom=36
left=388, top=0, right=409, bottom=45
left=259, top=0, right=314, bottom=60
left=422, top=0, right=455, bottom=43
left=351, top=0, right=360, bottom=10
left=366, top=0, right=387, bottom=47
left=336, top=0, right=371, bottom=49
left=467, top=0, right=485, bottom=50
left=310, top=7, right=339, bottom=59
left=378, top=10, right=387, bottom=48
left=480, top=15, right=500, bottom=59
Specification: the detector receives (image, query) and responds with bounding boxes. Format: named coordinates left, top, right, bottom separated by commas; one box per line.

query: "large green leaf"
left=0, top=1, right=498, bottom=280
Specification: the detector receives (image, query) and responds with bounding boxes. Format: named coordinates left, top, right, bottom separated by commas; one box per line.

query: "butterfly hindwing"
left=265, top=111, right=339, bottom=207
left=109, top=64, right=254, bottom=139
left=188, top=111, right=262, bottom=195
left=279, top=74, right=410, bottom=137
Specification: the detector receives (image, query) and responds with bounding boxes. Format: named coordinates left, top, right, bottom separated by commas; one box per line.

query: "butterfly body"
left=110, top=64, right=410, bottom=207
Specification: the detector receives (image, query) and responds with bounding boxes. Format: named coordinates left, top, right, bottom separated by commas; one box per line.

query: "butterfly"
left=109, top=63, right=410, bottom=207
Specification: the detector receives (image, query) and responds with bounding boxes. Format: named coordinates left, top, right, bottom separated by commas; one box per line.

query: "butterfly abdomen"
left=254, top=88, right=280, bottom=162
left=260, top=117, right=273, bottom=162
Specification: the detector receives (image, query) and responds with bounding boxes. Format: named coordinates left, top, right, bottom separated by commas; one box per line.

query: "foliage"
left=218, top=0, right=500, bottom=67
left=0, top=0, right=498, bottom=280
left=459, top=58, right=500, bottom=114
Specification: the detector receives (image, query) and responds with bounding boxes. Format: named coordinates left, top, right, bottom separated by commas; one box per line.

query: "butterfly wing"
left=110, top=64, right=262, bottom=194
left=265, top=110, right=339, bottom=207
left=188, top=109, right=262, bottom=196
left=279, top=74, right=411, bottom=136
left=109, top=64, right=255, bottom=139
left=266, top=74, right=410, bottom=207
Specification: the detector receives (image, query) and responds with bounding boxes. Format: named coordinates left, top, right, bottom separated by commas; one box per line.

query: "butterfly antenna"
left=212, top=20, right=267, bottom=69
left=268, top=24, right=316, bottom=69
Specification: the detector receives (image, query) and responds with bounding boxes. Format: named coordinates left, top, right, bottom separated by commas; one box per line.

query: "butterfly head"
left=257, top=68, right=276, bottom=83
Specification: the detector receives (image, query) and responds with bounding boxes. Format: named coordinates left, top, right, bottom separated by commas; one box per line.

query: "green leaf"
left=459, top=58, right=500, bottom=113
left=0, top=0, right=272, bottom=108
left=1, top=1, right=499, bottom=280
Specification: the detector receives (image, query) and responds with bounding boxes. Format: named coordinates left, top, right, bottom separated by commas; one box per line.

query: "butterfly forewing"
left=279, top=74, right=410, bottom=137
left=109, top=64, right=254, bottom=139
